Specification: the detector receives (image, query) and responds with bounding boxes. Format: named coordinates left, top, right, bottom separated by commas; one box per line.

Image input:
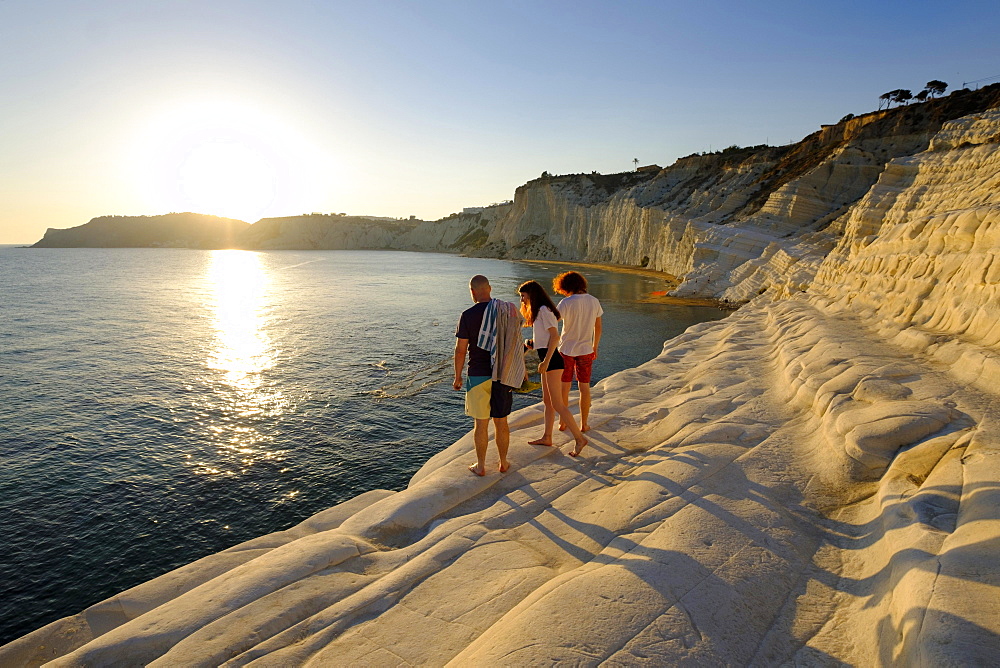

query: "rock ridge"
left=4, top=98, right=1000, bottom=665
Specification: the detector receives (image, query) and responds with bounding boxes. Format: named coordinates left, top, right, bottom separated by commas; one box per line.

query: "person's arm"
left=593, top=316, right=602, bottom=358
left=539, top=327, right=559, bottom=372
left=454, top=338, right=468, bottom=390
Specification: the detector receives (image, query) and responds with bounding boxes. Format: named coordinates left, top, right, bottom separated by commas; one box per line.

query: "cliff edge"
left=4, top=106, right=1000, bottom=665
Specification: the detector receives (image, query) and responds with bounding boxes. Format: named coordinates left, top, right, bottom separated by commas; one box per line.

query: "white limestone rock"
left=6, top=105, right=1000, bottom=667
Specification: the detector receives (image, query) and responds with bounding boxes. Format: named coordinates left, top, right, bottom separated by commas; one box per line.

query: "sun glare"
left=128, top=100, right=335, bottom=222
left=179, top=140, right=276, bottom=222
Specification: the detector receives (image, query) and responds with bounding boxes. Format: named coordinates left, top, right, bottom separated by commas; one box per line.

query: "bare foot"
left=581, top=424, right=591, bottom=432
left=528, top=436, right=553, bottom=446
left=569, top=438, right=589, bottom=457
left=468, top=463, right=486, bottom=476
left=499, top=460, right=510, bottom=473
left=558, top=423, right=567, bottom=431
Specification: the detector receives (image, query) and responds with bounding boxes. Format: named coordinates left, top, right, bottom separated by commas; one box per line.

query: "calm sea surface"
left=0, top=247, right=728, bottom=644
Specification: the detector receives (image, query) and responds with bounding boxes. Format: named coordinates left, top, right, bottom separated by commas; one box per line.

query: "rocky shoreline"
left=6, top=94, right=1000, bottom=665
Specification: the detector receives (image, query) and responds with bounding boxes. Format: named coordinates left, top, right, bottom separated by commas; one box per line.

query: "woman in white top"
left=518, top=280, right=588, bottom=455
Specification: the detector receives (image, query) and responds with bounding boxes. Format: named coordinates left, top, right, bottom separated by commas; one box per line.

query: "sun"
left=129, top=100, right=334, bottom=223
left=178, top=139, right=277, bottom=222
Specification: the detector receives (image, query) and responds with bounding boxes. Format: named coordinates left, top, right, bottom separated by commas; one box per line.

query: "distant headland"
left=31, top=213, right=250, bottom=249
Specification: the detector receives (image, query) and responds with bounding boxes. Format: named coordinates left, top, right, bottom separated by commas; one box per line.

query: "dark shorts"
left=561, top=352, right=596, bottom=384
left=535, top=347, right=565, bottom=371
left=490, top=381, right=513, bottom=418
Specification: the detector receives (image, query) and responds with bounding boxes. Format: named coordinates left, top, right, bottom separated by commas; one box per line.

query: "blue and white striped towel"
left=477, top=298, right=499, bottom=367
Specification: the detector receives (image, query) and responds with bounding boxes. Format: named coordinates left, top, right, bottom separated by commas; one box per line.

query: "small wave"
left=274, top=259, right=327, bottom=271
left=366, top=358, right=451, bottom=399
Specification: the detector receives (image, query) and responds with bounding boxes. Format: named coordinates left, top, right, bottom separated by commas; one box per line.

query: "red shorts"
left=561, top=352, right=596, bottom=383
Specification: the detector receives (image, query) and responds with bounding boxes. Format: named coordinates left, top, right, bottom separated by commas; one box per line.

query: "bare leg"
left=545, top=370, right=587, bottom=455
left=469, top=418, right=489, bottom=476
left=493, top=417, right=510, bottom=472
left=529, top=378, right=555, bottom=445
left=579, top=382, right=592, bottom=432
left=559, top=380, right=572, bottom=430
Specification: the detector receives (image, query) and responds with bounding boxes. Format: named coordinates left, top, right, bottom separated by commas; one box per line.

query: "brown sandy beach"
left=519, top=258, right=730, bottom=308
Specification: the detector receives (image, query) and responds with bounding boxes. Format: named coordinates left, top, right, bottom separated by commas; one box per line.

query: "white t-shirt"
left=532, top=305, right=558, bottom=350
left=557, top=293, right=603, bottom=357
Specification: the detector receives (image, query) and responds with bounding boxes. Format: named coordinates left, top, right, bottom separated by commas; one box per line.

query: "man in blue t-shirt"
left=453, top=274, right=512, bottom=476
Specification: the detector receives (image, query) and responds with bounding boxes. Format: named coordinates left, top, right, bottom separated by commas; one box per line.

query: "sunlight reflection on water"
left=207, top=250, right=273, bottom=384
left=197, top=250, right=288, bottom=474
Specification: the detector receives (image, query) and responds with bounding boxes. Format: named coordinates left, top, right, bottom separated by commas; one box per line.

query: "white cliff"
left=465, top=86, right=1000, bottom=304
left=399, top=203, right=513, bottom=252
left=228, top=205, right=514, bottom=254
left=236, top=214, right=421, bottom=250
left=4, top=107, right=1000, bottom=666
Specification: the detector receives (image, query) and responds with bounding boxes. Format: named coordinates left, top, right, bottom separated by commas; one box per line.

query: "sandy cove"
left=520, top=258, right=729, bottom=308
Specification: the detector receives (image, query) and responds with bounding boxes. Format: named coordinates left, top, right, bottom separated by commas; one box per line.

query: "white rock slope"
left=3, top=111, right=1000, bottom=666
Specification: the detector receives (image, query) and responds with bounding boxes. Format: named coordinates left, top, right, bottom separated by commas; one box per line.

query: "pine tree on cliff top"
left=925, top=80, right=948, bottom=97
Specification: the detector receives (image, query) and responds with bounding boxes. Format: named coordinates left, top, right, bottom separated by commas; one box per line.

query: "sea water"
left=0, top=247, right=728, bottom=644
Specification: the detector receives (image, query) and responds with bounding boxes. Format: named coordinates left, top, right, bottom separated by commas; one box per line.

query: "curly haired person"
left=552, top=271, right=602, bottom=455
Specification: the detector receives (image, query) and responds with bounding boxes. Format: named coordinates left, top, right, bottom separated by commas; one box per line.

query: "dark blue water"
left=0, top=247, right=728, bottom=644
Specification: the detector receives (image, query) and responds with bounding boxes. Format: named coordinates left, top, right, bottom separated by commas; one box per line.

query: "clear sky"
left=2, top=0, right=999, bottom=243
